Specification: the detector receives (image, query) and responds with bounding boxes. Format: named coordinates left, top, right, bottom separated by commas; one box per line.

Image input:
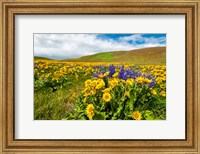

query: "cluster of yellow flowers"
left=151, top=66, right=166, bottom=84
left=82, top=67, right=166, bottom=119
left=138, top=65, right=166, bottom=97
left=109, top=78, right=119, bottom=88
left=34, top=60, right=166, bottom=120
left=85, top=103, right=142, bottom=120
left=83, top=78, right=113, bottom=104
left=135, top=77, right=152, bottom=84
left=34, top=61, right=96, bottom=83
left=83, top=71, right=146, bottom=106
left=83, top=79, right=105, bottom=96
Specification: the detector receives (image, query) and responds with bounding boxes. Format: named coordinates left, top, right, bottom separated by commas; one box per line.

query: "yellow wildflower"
left=98, top=74, right=104, bottom=78
left=91, top=88, right=96, bottom=95
left=112, top=72, right=119, bottom=78
left=160, top=91, right=166, bottom=97
left=143, top=78, right=152, bottom=83
left=136, top=77, right=144, bottom=83
left=83, top=97, right=87, bottom=103
left=110, top=78, right=119, bottom=88
left=125, top=91, right=130, bottom=97
left=91, top=80, right=98, bottom=87
left=102, top=88, right=111, bottom=93
left=84, top=91, right=90, bottom=97
left=104, top=71, right=110, bottom=77
left=83, top=87, right=89, bottom=93
left=160, top=84, right=166, bottom=89
left=126, top=78, right=134, bottom=86
left=85, top=79, right=92, bottom=87
left=95, top=79, right=105, bottom=89
left=102, top=93, right=112, bottom=102
left=86, top=104, right=95, bottom=120
left=96, top=83, right=103, bottom=89
left=133, top=111, right=142, bottom=120
left=151, top=89, right=157, bottom=95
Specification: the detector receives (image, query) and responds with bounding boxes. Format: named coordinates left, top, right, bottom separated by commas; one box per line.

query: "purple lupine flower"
left=134, top=72, right=139, bottom=78
left=118, top=65, right=125, bottom=79
left=148, top=82, right=154, bottom=88
left=148, top=78, right=156, bottom=88
left=108, top=65, right=116, bottom=77
left=143, top=74, right=147, bottom=78
left=131, top=74, right=135, bottom=79
left=122, top=73, right=128, bottom=80
left=147, top=74, right=152, bottom=79
left=94, top=72, right=99, bottom=78
left=138, top=72, right=142, bottom=76
left=101, top=69, right=106, bottom=74
left=126, top=69, right=133, bottom=76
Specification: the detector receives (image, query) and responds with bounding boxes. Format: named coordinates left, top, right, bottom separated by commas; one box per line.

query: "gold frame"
left=0, top=0, right=199, bottom=153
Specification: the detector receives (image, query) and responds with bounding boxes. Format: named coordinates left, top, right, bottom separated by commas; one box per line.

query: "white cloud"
left=34, top=34, right=165, bottom=60
left=119, top=34, right=166, bottom=45
left=119, top=34, right=143, bottom=42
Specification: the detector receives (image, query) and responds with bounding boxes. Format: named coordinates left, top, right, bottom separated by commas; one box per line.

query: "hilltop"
left=34, top=56, right=52, bottom=60
left=64, top=47, right=166, bottom=65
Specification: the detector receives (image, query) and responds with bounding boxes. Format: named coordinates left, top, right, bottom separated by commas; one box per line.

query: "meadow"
left=34, top=60, right=166, bottom=120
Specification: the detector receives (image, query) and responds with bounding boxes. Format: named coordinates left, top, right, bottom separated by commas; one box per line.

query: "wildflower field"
left=34, top=60, right=166, bottom=120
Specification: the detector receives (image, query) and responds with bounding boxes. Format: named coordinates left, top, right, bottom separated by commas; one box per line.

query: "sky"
left=34, top=34, right=166, bottom=60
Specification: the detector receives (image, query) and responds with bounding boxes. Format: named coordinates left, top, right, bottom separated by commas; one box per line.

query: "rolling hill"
left=64, top=47, right=166, bottom=64
left=34, top=56, right=52, bottom=60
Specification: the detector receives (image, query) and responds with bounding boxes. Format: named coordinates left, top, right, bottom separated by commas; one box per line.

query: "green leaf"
left=144, top=110, right=154, bottom=120
left=145, top=115, right=154, bottom=120
left=80, top=116, right=87, bottom=120
left=154, top=117, right=162, bottom=120
left=93, top=113, right=105, bottom=120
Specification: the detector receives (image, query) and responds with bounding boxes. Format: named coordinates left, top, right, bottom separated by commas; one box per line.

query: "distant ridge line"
left=63, top=47, right=166, bottom=65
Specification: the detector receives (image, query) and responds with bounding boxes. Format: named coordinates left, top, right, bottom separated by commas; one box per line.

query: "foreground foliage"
left=34, top=60, right=166, bottom=120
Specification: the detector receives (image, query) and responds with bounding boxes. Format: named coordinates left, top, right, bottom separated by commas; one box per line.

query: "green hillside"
left=64, top=47, right=166, bottom=64
left=34, top=56, right=52, bottom=60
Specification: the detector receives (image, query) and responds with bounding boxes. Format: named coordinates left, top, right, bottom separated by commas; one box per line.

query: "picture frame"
left=0, top=0, right=199, bottom=153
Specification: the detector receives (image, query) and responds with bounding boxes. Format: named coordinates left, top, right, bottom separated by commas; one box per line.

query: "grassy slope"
left=65, top=47, right=166, bottom=64
left=34, top=56, right=52, bottom=60
left=34, top=78, right=85, bottom=120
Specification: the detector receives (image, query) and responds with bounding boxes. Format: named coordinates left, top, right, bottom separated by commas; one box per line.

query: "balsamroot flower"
left=133, top=111, right=142, bottom=120
left=135, top=77, right=144, bottom=83
left=102, top=88, right=111, bottom=93
left=126, top=78, right=134, bottom=86
left=85, top=79, right=92, bottom=87
left=112, top=72, right=119, bottom=78
left=160, top=91, right=166, bottom=97
left=151, top=89, right=157, bottom=95
left=102, top=93, right=112, bottom=102
left=86, top=104, right=95, bottom=120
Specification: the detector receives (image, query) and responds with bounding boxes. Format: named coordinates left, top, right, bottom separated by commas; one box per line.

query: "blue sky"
left=34, top=34, right=166, bottom=60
